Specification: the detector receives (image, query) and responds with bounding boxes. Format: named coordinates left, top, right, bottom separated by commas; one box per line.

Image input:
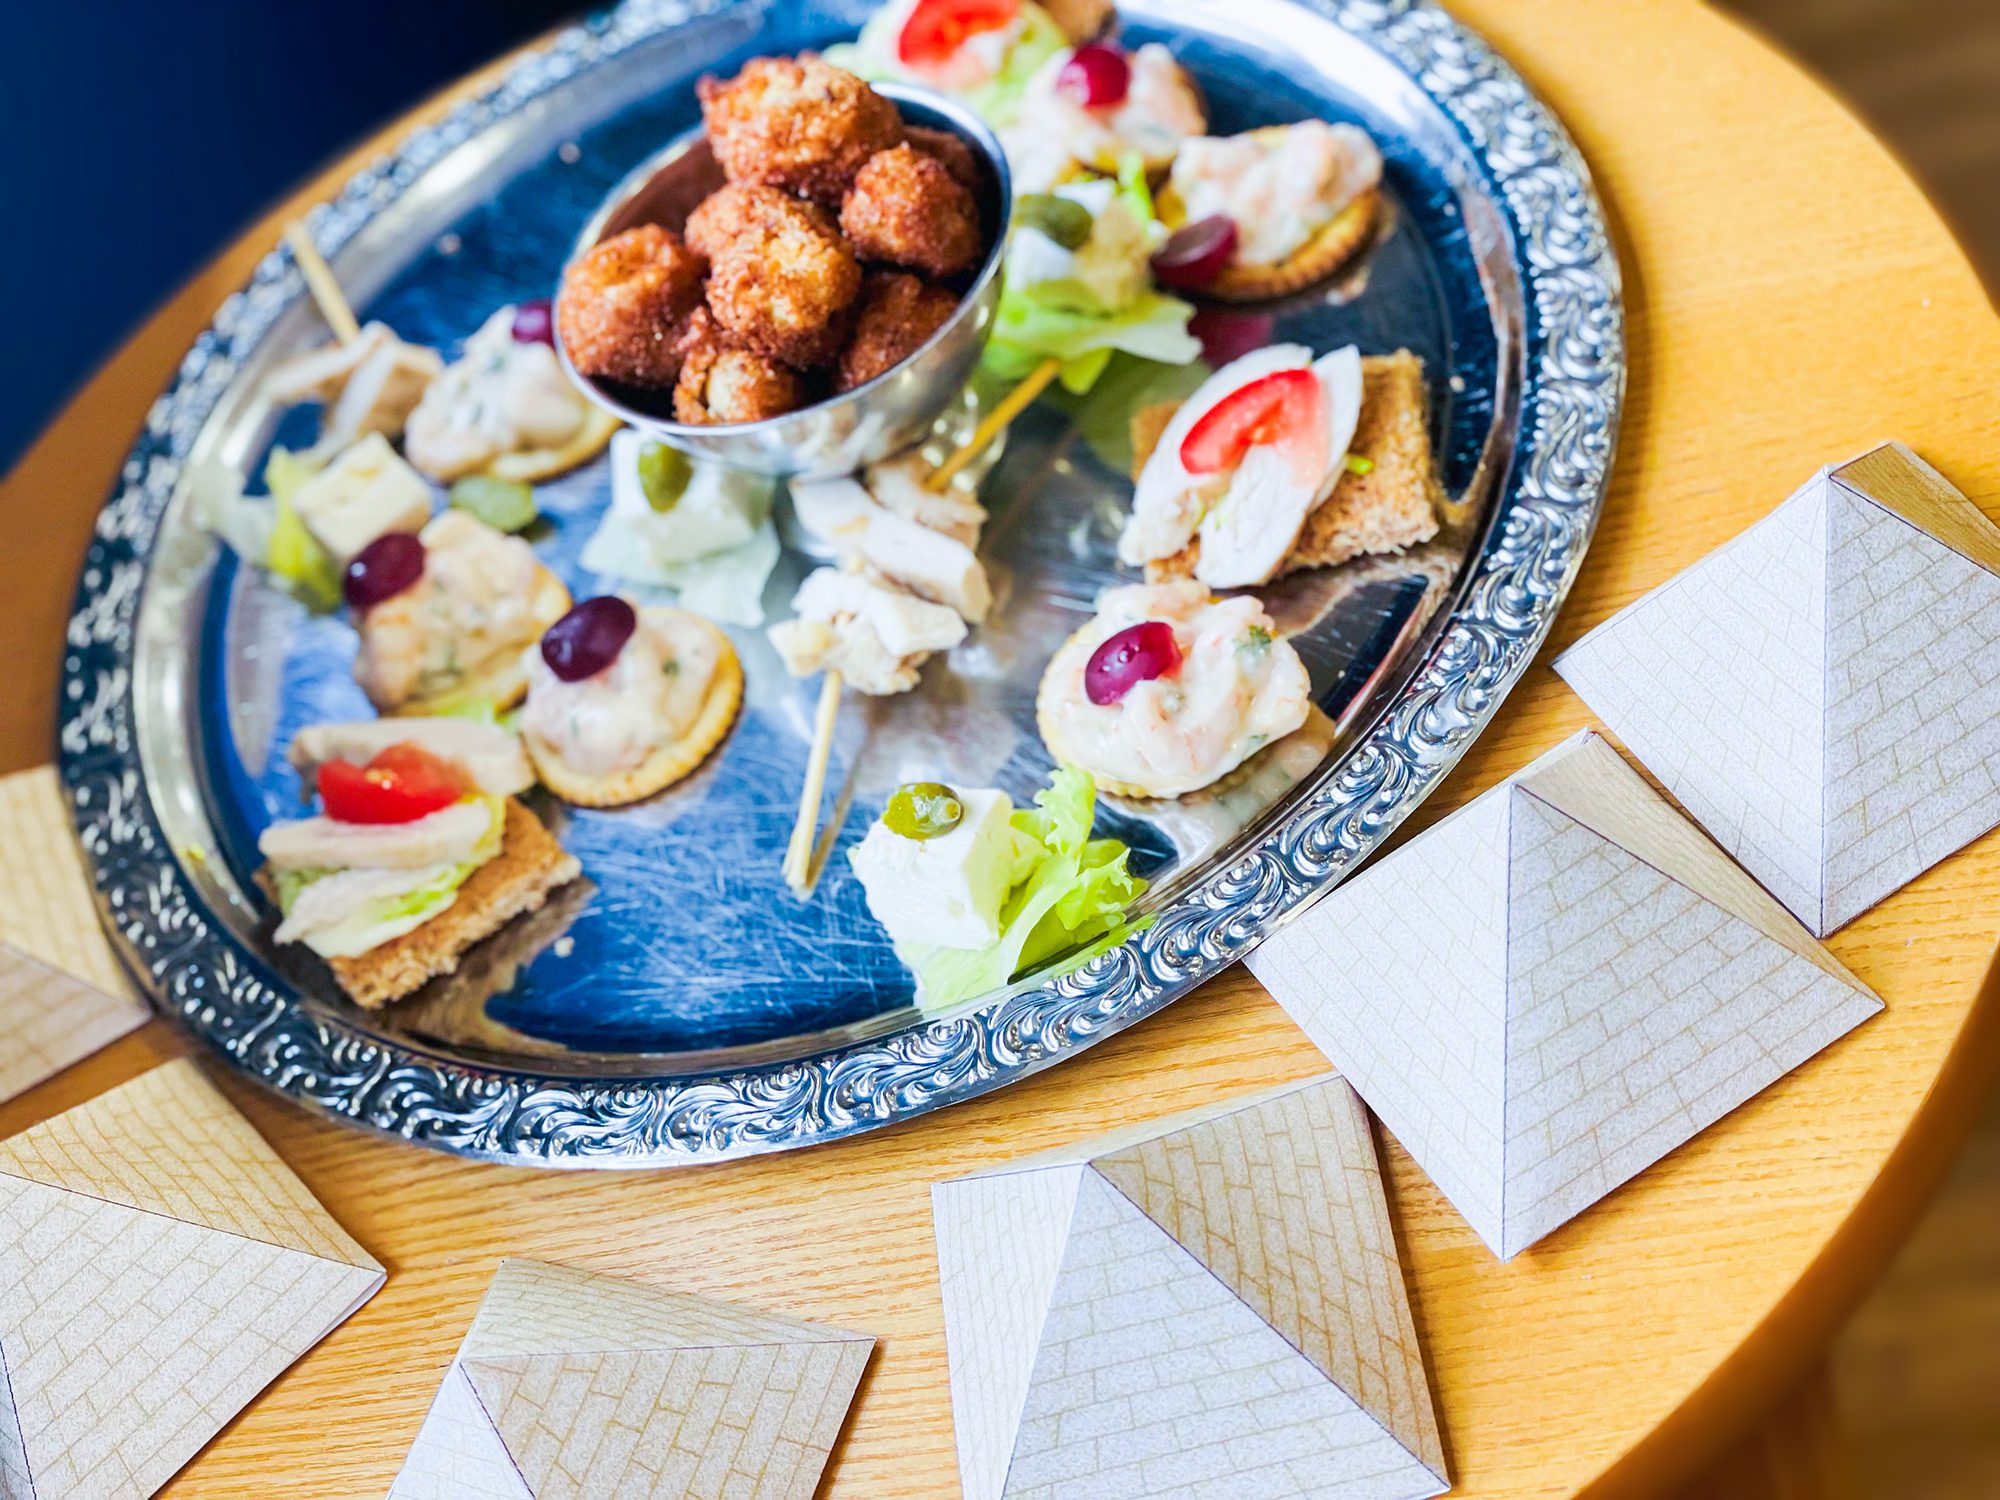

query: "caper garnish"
left=1015, top=194, right=1094, bottom=251
left=883, top=781, right=965, bottom=840
left=638, top=441, right=694, bottom=513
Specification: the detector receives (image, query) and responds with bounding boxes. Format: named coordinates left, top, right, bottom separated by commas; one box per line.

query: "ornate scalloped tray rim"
left=57, top=0, right=1623, bottom=1166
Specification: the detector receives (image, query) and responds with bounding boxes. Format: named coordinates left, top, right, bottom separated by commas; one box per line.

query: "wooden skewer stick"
left=283, top=221, right=362, bottom=345
left=783, top=354, right=1063, bottom=889
left=925, top=356, right=1061, bottom=493
left=784, top=669, right=845, bottom=892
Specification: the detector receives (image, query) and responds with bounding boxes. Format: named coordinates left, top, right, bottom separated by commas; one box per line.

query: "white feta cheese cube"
left=849, top=786, right=1017, bottom=951
left=291, top=432, right=434, bottom=566
left=609, top=429, right=769, bottom=562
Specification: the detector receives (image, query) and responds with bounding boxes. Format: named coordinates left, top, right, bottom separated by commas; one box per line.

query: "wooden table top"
left=4, top=2, right=1999, bottom=1495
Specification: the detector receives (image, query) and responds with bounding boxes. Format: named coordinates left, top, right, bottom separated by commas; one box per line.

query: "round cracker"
left=393, top=565, right=573, bottom=716
left=526, top=624, right=743, bottom=808
left=486, top=407, right=620, bottom=484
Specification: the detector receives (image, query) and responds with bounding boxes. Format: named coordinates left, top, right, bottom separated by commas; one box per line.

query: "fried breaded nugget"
left=694, top=187, right=862, bottom=368
left=684, top=182, right=831, bottom=262
left=697, top=56, right=903, bottom=206
left=837, top=272, right=959, bottom=391
left=556, top=225, right=707, bottom=388
left=673, top=308, right=805, bottom=423
left=902, top=125, right=981, bottom=189
left=840, top=144, right=983, bottom=279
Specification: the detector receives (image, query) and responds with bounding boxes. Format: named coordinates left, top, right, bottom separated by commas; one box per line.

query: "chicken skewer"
left=777, top=415, right=1021, bottom=891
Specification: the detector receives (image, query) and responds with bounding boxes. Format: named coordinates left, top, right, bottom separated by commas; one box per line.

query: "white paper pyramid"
left=1555, top=441, right=2000, bottom=935
left=933, top=1075, right=1447, bottom=1500
left=0, top=1058, right=383, bottom=1498
left=389, top=1259, right=874, bottom=1500
left=1248, top=732, right=1882, bottom=1260
left=0, top=942, right=149, bottom=1107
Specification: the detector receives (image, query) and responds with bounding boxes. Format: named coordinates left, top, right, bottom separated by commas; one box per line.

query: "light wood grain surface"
left=2, top=1, right=1999, bottom=1496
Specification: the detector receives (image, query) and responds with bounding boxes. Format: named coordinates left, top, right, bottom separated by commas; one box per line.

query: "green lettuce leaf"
left=903, top=766, right=1148, bottom=1012
left=986, top=287, right=1201, bottom=393
left=276, top=796, right=505, bottom=957
left=423, top=697, right=522, bottom=734
left=263, top=447, right=342, bottom=611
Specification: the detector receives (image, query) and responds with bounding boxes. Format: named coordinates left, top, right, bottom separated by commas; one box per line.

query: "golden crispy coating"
left=697, top=56, right=904, bottom=205
left=685, top=182, right=837, bottom=262
left=673, top=308, right=806, bottom=423
left=555, top=225, right=707, bottom=388
left=837, top=272, right=959, bottom=391
left=902, top=124, right=981, bottom=189
left=839, top=144, right=984, bottom=279
left=696, top=188, right=862, bottom=369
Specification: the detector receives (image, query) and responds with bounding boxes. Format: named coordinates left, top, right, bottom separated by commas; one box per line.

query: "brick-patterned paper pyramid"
left=0, top=1058, right=383, bottom=1499
left=0, top=942, right=148, bottom=1107
left=933, top=1075, right=1447, bottom=1500
left=1249, top=732, right=1882, bottom=1260
left=388, top=1259, right=874, bottom=1500
left=1555, top=442, right=2000, bottom=935
left=0, top=766, right=151, bottom=1106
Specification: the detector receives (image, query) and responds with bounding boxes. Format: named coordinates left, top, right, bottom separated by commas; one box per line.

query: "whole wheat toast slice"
left=262, top=798, right=582, bottom=1010
left=1135, top=348, right=1440, bottom=583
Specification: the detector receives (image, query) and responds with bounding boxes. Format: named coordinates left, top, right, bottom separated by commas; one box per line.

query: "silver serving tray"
left=59, top=0, right=1622, bottom=1166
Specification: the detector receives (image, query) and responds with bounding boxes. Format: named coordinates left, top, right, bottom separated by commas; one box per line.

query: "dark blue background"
left=0, top=0, right=580, bottom=473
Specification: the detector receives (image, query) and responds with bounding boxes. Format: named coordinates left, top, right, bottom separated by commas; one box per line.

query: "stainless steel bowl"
left=556, top=83, right=1012, bottom=480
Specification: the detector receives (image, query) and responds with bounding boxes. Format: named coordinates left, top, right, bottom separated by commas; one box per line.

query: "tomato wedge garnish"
left=1179, top=368, right=1328, bottom=483
left=898, top=0, right=1019, bottom=66
left=317, top=743, right=466, bottom=825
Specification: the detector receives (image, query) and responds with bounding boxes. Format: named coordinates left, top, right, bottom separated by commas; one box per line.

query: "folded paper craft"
left=932, top=1074, right=1447, bottom=1500
left=0, top=1058, right=383, bottom=1499
left=1554, top=441, right=2000, bottom=935
left=0, top=766, right=150, bottom=1104
left=0, top=942, right=148, bottom=1107
left=388, top=1259, right=874, bottom=1500
left=1248, top=731, right=1882, bottom=1260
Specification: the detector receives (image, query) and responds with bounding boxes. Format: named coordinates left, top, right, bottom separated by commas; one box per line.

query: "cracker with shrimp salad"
left=1133, top=348, right=1440, bottom=585
left=523, top=628, right=744, bottom=808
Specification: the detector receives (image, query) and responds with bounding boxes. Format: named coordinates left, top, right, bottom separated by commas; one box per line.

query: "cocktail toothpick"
left=927, top=355, right=1060, bottom=490
left=783, top=669, right=844, bottom=891
left=283, top=220, right=362, bottom=344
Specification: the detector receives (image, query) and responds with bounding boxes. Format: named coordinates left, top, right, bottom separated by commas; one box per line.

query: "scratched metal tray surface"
left=59, top=0, right=1621, bottom=1164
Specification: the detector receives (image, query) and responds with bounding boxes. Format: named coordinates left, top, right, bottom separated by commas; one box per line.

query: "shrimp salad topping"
left=521, top=606, right=724, bottom=778
left=353, top=511, right=552, bottom=710
left=1041, top=581, right=1310, bottom=798
left=1169, top=121, right=1382, bottom=268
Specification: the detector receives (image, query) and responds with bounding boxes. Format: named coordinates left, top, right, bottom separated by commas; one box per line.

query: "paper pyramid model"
left=932, top=1074, right=1448, bottom=1500
left=0, top=1057, right=383, bottom=1499
left=388, top=1259, right=874, bottom=1500
left=0, top=942, right=149, bottom=1107
left=1555, top=441, right=2000, bottom=935
left=0, top=765, right=151, bottom=1106
left=1247, top=731, right=1882, bottom=1260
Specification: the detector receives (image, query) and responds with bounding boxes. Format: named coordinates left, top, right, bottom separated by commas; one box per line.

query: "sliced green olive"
left=883, top=781, right=965, bottom=841
left=448, top=474, right=539, bottom=533
left=638, top=441, right=694, bottom=513
left=1015, top=194, right=1094, bottom=251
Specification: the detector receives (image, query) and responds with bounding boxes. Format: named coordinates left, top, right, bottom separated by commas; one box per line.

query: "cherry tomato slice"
left=317, top=743, right=466, bottom=825
left=898, top=0, right=1019, bottom=66
left=1179, top=368, right=1325, bottom=477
